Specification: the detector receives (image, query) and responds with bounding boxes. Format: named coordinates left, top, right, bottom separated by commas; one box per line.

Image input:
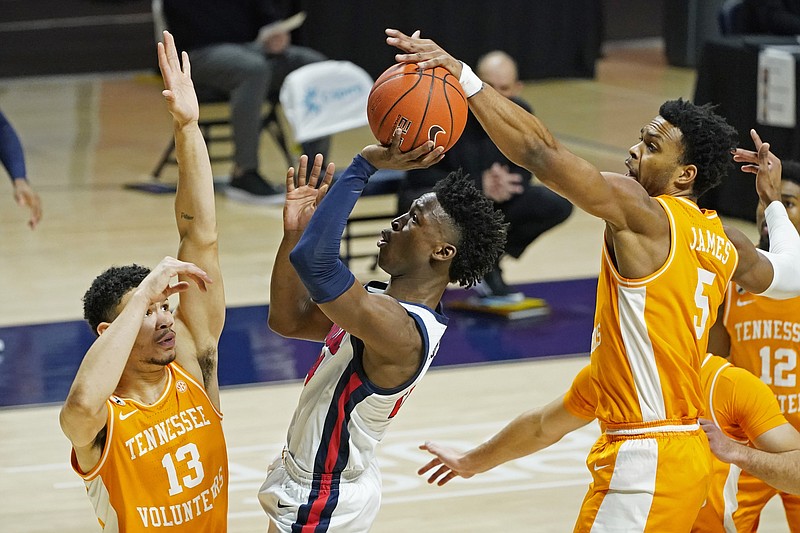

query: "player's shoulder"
left=720, top=364, right=772, bottom=396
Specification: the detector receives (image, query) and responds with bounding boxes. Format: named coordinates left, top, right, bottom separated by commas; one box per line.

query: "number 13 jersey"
left=70, top=362, right=228, bottom=532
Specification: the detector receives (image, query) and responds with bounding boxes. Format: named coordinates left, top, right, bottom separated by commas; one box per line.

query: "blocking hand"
left=732, top=129, right=782, bottom=206
left=157, top=30, right=199, bottom=127
left=283, top=153, right=335, bottom=232
left=385, top=28, right=463, bottom=78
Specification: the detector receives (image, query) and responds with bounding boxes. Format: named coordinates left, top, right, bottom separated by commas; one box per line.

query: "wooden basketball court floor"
left=0, top=43, right=789, bottom=531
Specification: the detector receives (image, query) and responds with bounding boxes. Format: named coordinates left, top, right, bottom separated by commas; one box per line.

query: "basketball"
left=367, top=63, right=468, bottom=153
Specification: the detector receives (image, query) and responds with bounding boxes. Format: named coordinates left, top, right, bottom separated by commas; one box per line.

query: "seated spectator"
left=162, top=0, right=330, bottom=203
left=397, top=51, right=573, bottom=303
left=744, top=0, right=800, bottom=35
left=0, top=109, right=42, bottom=229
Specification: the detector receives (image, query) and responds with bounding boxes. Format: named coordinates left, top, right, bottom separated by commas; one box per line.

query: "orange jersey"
left=564, top=356, right=788, bottom=531
left=723, top=283, right=800, bottom=429
left=591, top=196, right=737, bottom=429
left=70, top=363, right=228, bottom=532
left=563, top=364, right=598, bottom=422
left=694, top=354, right=787, bottom=532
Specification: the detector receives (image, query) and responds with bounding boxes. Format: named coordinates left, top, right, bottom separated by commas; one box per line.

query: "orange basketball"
left=367, top=63, right=468, bottom=153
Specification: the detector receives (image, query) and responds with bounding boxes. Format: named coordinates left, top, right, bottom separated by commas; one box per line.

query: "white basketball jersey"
left=285, top=282, right=448, bottom=477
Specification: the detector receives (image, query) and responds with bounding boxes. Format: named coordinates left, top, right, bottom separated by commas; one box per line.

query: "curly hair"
left=433, top=170, right=508, bottom=287
left=782, top=160, right=800, bottom=187
left=658, top=99, right=738, bottom=198
left=83, top=264, right=151, bottom=335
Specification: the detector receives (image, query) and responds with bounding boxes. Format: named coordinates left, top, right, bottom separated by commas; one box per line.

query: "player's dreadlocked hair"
left=83, top=264, right=151, bottom=335
left=782, top=160, right=800, bottom=188
left=434, top=170, right=507, bottom=287
left=659, top=98, right=738, bottom=198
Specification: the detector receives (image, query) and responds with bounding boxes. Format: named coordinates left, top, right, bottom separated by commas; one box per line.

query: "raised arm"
left=287, top=135, right=442, bottom=348
left=157, top=31, right=225, bottom=401
left=268, top=154, right=336, bottom=341
left=728, top=130, right=800, bottom=298
left=385, top=29, right=658, bottom=232
left=60, top=258, right=211, bottom=464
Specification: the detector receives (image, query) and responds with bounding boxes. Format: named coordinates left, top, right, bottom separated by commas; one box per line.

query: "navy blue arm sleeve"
left=289, top=154, right=377, bottom=303
left=0, top=111, right=26, bottom=181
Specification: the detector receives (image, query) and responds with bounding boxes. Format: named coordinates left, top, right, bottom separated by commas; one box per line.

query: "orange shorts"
left=691, top=459, right=742, bottom=533
left=574, top=429, right=712, bottom=533
left=734, top=471, right=800, bottom=533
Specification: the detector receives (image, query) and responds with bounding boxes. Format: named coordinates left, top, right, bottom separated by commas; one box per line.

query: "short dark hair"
left=659, top=99, right=738, bottom=198
left=782, top=160, right=800, bottom=187
left=83, top=264, right=150, bottom=334
left=434, top=170, right=507, bottom=287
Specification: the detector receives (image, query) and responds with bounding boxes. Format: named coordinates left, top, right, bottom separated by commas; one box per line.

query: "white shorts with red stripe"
left=258, top=450, right=382, bottom=532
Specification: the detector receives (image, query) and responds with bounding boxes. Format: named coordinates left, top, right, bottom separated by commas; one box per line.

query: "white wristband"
left=459, top=61, right=483, bottom=98
left=758, top=201, right=800, bottom=299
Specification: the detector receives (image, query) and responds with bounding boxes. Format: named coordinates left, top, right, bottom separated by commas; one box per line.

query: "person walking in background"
left=0, top=109, right=42, bottom=229
left=259, top=131, right=507, bottom=531
left=59, top=32, right=229, bottom=531
left=162, top=0, right=330, bottom=203
left=397, top=50, right=572, bottom=303
left=708, top=159, right=800, bottom=531
left=386, top=28, right=800, bottom=531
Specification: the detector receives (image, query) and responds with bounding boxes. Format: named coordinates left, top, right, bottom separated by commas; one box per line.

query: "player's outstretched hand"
left=136, top=256, right=212, bottom=305
left=157, top=30, right=199, bottom=127
left=283, top=153, right=335, bottom=232
left=417, top=441, right=479, bottom=486
left=385, top=29, right=462, bottom=77
left=732, top=128, right=782, bottom=206
left=361, top=128, right=444, bottom=171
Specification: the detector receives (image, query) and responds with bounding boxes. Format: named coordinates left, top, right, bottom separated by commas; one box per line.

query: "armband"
left=459, top=62, right=483, bottom=98
left=758, top=201, right=800, bottom=299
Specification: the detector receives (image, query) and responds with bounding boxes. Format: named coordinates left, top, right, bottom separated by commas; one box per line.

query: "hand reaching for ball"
left=362, top=128, right=445, bottom=170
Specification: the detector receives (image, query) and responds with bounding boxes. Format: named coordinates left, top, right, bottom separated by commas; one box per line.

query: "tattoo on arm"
left=180, top=212, right=194, bottom=220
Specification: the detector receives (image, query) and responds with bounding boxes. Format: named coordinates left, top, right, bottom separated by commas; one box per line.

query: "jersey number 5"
left=693, top=268, right=716, bottom=340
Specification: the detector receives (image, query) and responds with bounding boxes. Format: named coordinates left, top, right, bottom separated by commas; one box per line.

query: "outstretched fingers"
left=405, top=137, right=444, bottom=166
left=417, top=457, right=442, bottom=476
left=750, top=128, right=764, bottom=150
left=157, top=32, right=183, bottom=95
left=296, top=154, right=309, bottom=188
left=428, top=465, right=456, bottom=486
left=306, top=154, right=325, bottom=188
left=285, top=165, right=296, bottom=193
left=181, top=50, right=191, bottom=77
left=385, top=28, right=440, bottom=70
